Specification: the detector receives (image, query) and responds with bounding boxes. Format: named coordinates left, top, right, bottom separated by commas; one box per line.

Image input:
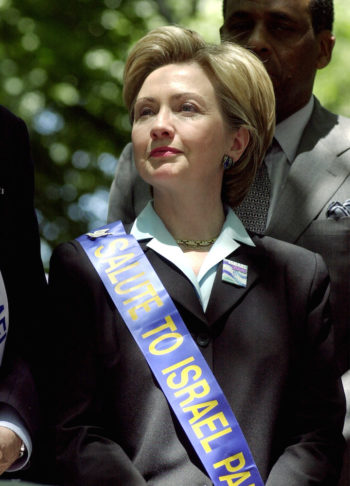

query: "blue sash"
left=77, top=221, right=264, bottom=486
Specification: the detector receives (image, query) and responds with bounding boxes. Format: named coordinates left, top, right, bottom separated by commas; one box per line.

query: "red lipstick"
left=149, top=146, right=181, bottom=158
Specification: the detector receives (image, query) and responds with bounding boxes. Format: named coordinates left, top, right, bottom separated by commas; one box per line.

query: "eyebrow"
left=268, top=11, right=297, bottom=23
left=227, top=8, right=297, bottom=22
left=134, top=96, right=155, bottom=105
left=135, top=92, right=206, bottom=104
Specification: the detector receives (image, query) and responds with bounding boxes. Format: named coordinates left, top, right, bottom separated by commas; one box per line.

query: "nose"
left=150, top=110, right=174, bottom=141
left=246, top=25, right=271, bottom=58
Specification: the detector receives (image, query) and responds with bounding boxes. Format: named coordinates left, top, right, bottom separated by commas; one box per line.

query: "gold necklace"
left=176, top=237, right=218, bottom=248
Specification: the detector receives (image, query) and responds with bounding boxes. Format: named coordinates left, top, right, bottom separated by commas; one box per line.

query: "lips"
left=149, top=146, right=181, bottom=158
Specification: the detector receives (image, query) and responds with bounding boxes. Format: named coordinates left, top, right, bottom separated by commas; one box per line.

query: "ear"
left=228, top=126, right=250, bottom=161
left=316, top=30, right=335, bottom=70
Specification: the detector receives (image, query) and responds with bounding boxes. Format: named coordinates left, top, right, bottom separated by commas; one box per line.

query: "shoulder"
left=119, top=142, right=133, bottom=158
left=310, top=99, right=350, bottom=144
left=0, top=104, right=17, bottom=123
left=51, top=239, right=89, bottom=267
left=0, top=105, right=27, bottom=133
left=50, top=240, right=95, bottom=285
left=251, top=234, right=328, bottom=282
left=50, top=225, right=133, bottom=286
left=52, top=220, right=134, bottom=263
left=0, top=106, right=30, bottom=165
left=252, top=232, right=321, bottom=259
left=318, top=103, right=350, bottom=129
left=116, top=142, right=134, bottom=169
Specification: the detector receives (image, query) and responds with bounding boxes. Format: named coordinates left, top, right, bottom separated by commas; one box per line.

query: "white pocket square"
left=326, top=199, right=350, bottom=219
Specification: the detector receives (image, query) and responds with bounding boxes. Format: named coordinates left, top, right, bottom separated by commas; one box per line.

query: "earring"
left=222, top=154, right=234, bottom=170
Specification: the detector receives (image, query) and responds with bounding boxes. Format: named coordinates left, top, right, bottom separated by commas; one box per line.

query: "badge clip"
left=87, top=228, right=113, bottom=240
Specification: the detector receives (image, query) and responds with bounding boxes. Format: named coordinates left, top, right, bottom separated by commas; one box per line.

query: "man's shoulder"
left=312, top=99, right=350, bottom=138
left=299, top=99, right=350, bottom=155
left=0, top=105, right=23, bottom=126
left=0, top=105, right=28, bottom=141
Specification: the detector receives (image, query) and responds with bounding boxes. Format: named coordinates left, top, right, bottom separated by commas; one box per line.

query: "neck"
left=276, top=94, right=313, bottom=124
left=153, top=187, right=225, bottom=242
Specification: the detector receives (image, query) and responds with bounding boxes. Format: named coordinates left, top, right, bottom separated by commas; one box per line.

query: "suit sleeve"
left=0, top=107, right=47, bottom=360
left=0, top=354, right=38, bottom=446
left=107, top=142, right=150, bottom=224
left=266, top=253, right=345, bottom=486
left=49, top=241, right=148, bottom=486
left=0, top=107, right=45, bottom=461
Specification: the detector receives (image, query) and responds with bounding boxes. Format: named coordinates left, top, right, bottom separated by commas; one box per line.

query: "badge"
left=222, top=259, right=248, bottom=287
left=86, top=228, right=112, bottom=240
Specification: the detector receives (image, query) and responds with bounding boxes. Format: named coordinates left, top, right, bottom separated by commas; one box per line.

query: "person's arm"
left=0, top=403, right=32, bottom=473
left=107, top=142, right=150, bottom=224
left=266, top=253, right=345, bottom=486
left=49, top=241, right=148, bottom=486
left=0, top=106, right=45, bottom=476
left=0, top=352, right=39, bottom=475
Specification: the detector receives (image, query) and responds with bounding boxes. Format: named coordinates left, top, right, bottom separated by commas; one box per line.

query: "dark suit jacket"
left=107, top=99, right=350, bottom=374
left=0, top=106, right=47, bottom=477
left=49, top=233, right=345, bottom=486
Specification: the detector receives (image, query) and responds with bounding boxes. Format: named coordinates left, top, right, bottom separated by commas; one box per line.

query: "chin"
left=147, top=167, right=187, bottom=189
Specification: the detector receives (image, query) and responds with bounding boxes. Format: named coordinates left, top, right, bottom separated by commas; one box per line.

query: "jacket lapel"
left=267, top=100, right=350, bottom=243
left=205, top=245, right=259, bottom=325
left=142, top=242, right=260, bottom=327
left=141, top=243, right=207, bottom=324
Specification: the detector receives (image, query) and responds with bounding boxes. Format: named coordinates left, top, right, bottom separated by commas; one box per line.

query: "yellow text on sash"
left=94, top=237, right=164, bottom=320
left=162, top=355, right=233, bottom=454
left=213, top=453, right=255, bottom=485
left=142, top=315, right=184, bottom=355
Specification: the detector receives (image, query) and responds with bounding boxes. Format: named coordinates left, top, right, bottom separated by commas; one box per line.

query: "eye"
left=223, top=20, right=253, bottom=40
left=180, top=102, right=198, bottom=114
left=270, top=21, right=294, bottom=32
left=134, top=105, right=155, bottom=121
left=267, top=16, right=298, bottom=37
left=139, top=107, right=154, bottom=117
left=229, top=21, right=251, bottom=32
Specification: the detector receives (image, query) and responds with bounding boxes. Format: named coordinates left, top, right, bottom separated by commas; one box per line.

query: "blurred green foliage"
left=0, top=0, right=349, bottom=269
left=313, top=1, right=350, bottom=115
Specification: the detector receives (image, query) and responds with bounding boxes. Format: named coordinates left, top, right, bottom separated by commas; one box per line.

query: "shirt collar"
left=131, top=201, right=254, bottom=248
left=274, top=96, right=314, bottom=163
left=131, top=202, right=254, bottom=308
left=131, top=201, right=175, bottom=244
left=196, top=206, right=255, bottom=281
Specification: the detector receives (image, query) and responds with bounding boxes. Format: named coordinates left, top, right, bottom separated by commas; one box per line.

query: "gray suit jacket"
left=107, top=98, right=350, bottom=373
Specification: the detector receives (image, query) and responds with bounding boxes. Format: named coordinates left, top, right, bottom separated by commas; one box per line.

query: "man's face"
left=221, top=0, right=334, bottom=122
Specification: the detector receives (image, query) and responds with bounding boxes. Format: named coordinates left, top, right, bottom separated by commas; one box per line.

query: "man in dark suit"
left=107, top=0, right=350, bottom=372
left=0, top=105, right=47, bottom=480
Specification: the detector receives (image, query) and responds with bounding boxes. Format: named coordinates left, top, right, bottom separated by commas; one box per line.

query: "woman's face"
left=132, top=62, right=237, bottom=195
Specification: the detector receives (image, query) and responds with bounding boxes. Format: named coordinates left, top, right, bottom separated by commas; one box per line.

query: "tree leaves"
left=0, top=0, right=348, bottom=269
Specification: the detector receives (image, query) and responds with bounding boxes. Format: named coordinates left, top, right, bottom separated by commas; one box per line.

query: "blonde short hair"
left=123, top=26, right=275, bottom=207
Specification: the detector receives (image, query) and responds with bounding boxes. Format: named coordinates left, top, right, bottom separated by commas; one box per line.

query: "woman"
left=49, top=26, right=345, bottom=485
